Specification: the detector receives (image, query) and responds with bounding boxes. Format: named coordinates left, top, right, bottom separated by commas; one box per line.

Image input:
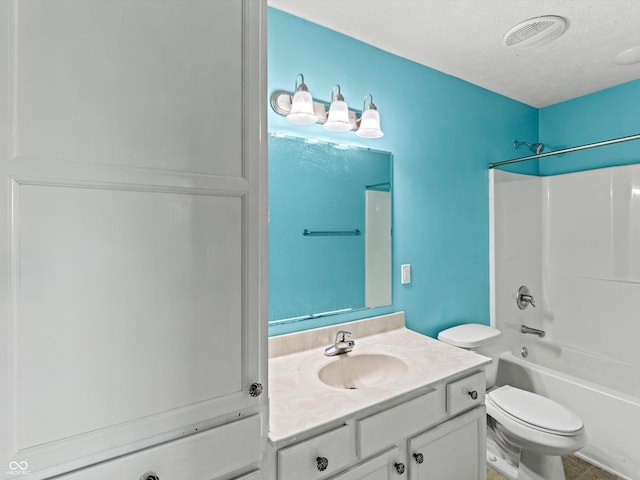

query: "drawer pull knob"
left=394, top=462, right=405, bottom=475
left=468, top=390, right=478, bottom=400
left=316, top=456, right=329, bottom=472
left=140, top=472, right=160, bottom=480
left=413, top=452, right=424, bottom=464
left=249, top=382, right=263, bottom=397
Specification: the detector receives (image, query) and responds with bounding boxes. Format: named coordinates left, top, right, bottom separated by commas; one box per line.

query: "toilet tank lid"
left=437, top=323, right=501, bottom=348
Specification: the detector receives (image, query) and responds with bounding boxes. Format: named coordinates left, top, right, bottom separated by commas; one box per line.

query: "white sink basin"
left=318, top=353, right=408, bottom=390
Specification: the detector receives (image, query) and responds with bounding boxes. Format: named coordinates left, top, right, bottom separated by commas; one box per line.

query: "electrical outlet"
left=401, top=264, right=411, bottom=284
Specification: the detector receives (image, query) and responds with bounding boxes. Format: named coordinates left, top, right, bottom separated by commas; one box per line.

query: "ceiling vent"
left=503, top=15, right=567, bottom=48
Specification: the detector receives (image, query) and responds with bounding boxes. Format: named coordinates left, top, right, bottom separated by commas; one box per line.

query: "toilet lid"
left=488, top=386, right=583, bottom=434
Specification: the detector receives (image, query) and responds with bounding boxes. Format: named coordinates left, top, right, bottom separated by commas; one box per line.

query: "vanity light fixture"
left=324, top=85, right=352, bottom=132
left=286, top=74, right=317, bottom=125
left=356, top=94, right=384, bottom=138
left=270, top=73, right=384, bottom=139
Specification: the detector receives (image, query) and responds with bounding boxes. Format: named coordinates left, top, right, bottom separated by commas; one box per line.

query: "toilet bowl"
left=437, top=324, right=585, bottom=480
left=487, top=385, right=585, bottom=456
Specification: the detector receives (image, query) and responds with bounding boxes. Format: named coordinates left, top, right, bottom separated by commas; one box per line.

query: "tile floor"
left=487, top=455, right=621, bottom=480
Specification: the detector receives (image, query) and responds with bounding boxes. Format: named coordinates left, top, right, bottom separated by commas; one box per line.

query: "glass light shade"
left=324, top=100, right=352, bottom=131
left=286, top=90, right=317, bottom=125
left=356, top=108, right=384, bottom=138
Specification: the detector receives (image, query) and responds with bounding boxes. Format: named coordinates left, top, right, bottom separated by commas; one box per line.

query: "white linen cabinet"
left=0, top=1, right=267, bottom=479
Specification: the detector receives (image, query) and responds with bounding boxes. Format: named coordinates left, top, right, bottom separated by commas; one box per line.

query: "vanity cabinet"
left=271, top=370, right=486, bottom=480
left=0, top=0, right=267, bottom=479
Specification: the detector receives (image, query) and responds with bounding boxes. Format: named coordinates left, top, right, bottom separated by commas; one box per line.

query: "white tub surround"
left=492, top=166, right=640, bottom=479
left=492, top=166, right=640, bottom=397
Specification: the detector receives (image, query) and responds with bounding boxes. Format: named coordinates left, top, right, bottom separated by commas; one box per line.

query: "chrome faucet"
left=324, top=330, right=355, bottom=356
left=521, top=325, right=545, bottom=338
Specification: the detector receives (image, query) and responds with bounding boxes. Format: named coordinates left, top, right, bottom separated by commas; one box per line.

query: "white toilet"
left=437, top=324, right=585, bottom=480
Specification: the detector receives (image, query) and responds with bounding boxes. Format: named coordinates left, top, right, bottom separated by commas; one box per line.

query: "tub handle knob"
left=517, top=285, right=536, bottom=309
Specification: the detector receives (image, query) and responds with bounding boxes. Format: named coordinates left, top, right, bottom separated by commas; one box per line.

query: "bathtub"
left=495, top=350, right=640, bottom=480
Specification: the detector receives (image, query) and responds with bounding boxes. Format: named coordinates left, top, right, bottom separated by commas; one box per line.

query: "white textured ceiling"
left=268, top=0, right=640, bottom=108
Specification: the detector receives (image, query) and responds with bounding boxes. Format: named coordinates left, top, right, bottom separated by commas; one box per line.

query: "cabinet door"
left=0, top=1, right=267, bottom=479
left=408, top=407, right=486, bottom=480
left=328, top=448, right=400, bottom=480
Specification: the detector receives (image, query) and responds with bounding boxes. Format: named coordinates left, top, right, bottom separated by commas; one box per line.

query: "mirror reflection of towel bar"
left=303, top=229, right=361, bottom=236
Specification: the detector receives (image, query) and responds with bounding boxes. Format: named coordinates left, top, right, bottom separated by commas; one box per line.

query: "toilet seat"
left=488, top=385, right=583, bottom=435
left=486, top=386, right=586, bottom=456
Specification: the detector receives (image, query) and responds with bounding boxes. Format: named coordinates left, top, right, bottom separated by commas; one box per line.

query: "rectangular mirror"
left=268, top=133, right=392, bottom=325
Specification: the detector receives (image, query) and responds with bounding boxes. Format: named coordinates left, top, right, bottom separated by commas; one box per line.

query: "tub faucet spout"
left=521, top=325, right=545, bottom=338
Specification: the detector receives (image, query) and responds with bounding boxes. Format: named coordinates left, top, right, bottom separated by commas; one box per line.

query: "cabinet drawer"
left=357, top=388, right=446, bottom=459
left=446, top=371, right=485, bottom=416
left=57, top=415, right=261, bottom=480
left=327, top=447, right=399, bottom=480
left=278, top=424, right=356, bottom=480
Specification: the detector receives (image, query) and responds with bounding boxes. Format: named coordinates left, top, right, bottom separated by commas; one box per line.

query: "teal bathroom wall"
left=539, top=79, right=640, bottom=176
left=268, top=8, right=538, bottom=337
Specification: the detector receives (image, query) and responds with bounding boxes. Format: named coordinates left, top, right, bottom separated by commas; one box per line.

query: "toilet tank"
left=437, top=324, right=502, bottom=389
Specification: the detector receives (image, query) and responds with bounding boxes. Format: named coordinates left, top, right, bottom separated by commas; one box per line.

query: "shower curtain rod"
left=489, top=132, right=640, bottom=169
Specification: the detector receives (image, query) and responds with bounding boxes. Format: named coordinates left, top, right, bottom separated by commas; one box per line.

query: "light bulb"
left=356, top=105, right=383, bottom=138
left=287, top=89, right=316, bottom=125
left=324, top=100, right=351, bottom=131
left=286, top=74, right=317, bottom=125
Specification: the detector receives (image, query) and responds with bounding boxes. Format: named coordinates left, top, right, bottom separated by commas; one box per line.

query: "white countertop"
left=268, top=312, right=491, bottom=444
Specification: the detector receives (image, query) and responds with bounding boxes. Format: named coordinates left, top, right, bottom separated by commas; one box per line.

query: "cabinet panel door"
left=17, top=186, right=244, bottom=447
left=16, top=1, right=243, bottom=176
left=0, top=0, right=267, bottom=479
left=408, top=407, right=486, bottom=480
